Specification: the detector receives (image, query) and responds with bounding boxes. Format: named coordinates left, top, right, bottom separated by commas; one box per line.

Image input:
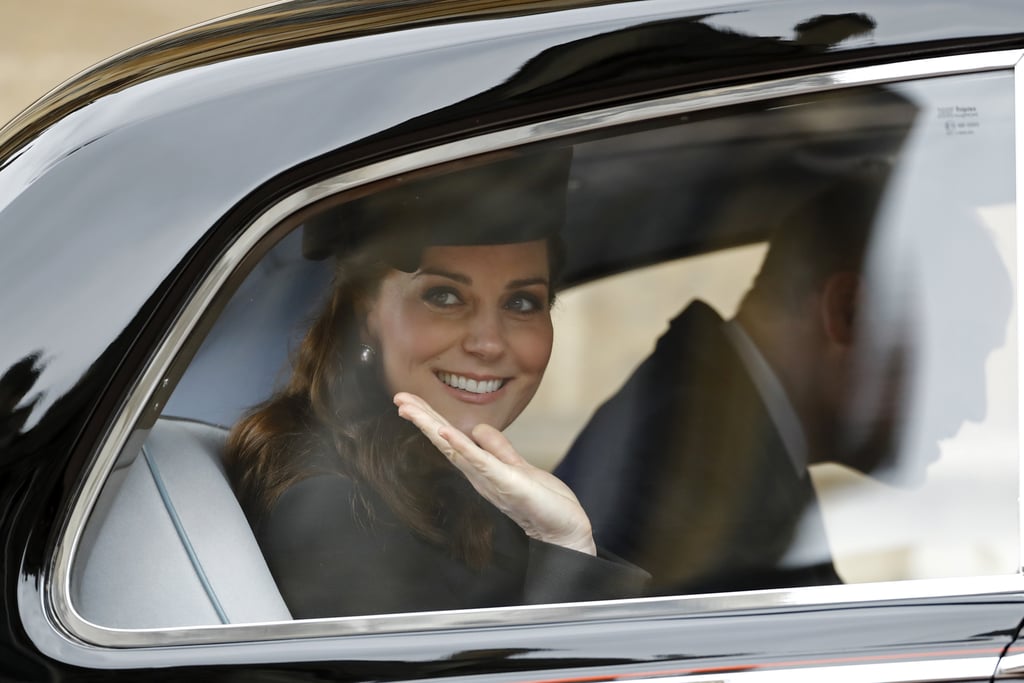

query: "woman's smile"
left=435, top=371, right=507, bottom=397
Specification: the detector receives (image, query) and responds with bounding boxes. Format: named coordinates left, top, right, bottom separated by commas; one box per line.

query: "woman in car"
left=225, top=150, right=648, bottom=619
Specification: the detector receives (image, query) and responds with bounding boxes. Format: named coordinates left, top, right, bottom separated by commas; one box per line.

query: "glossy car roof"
left=3, top=0, right=1024, bottom=159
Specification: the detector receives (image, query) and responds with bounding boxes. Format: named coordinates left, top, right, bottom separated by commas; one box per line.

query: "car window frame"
left=25, top=47, right=1024, bottom=668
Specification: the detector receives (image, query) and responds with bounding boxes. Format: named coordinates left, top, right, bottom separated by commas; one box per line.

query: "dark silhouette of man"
left=555, top=169, right=990, bottom=595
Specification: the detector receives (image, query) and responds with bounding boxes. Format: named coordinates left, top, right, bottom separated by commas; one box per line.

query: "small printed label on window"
left=936, top=105, right=980, bottom=136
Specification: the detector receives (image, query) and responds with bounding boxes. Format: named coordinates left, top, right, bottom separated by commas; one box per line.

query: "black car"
left=4, top=0, right=1024, bottom=680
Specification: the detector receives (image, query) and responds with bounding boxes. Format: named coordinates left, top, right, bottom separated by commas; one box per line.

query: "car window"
left=528, top=72, right=1017, bottom=591
left=64, top=66, right=1018, bottom=639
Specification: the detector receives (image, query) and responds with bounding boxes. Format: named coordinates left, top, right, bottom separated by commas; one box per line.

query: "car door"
left=4, top=1, right=1024, bottom=681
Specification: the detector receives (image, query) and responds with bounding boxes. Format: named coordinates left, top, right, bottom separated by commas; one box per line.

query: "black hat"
left=302, top=148, right=572, bottom=270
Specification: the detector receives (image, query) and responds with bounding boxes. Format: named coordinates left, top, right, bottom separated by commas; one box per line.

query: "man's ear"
left=820, top=271, right=860, bottom=347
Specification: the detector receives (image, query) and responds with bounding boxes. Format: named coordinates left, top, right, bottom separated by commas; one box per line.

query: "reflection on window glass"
left=72, top=70, right=1018, bottom=629
left=546, top=71, right=1017, bottom=593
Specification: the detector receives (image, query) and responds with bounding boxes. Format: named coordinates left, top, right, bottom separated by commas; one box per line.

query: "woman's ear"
left=356, top=290, right=380, bottom=345
left=820, top=271, right=860, bottom=347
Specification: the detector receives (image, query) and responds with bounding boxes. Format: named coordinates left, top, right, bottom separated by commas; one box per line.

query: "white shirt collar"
left=723, top=319, right=809, bottom=475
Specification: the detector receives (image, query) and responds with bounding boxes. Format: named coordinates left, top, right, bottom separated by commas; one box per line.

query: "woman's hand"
left=395, top=392, right=596, bottom=556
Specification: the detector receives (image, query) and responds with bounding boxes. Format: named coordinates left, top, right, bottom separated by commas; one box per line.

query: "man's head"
left=735, top=171, right=890, bottom=471
left=735, top=169, right=1009, bottom=482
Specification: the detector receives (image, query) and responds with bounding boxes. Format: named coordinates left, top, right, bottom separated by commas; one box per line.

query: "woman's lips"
left=436, top=371, right=506, bottom=394
left=435, top=371, right=509, bottom=404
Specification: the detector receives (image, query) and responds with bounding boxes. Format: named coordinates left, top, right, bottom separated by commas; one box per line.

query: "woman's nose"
left=462, top=312, right=506, bottom=360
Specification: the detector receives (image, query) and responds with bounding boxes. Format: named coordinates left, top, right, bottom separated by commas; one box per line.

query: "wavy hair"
left=225, top=236, right=562, bottom=567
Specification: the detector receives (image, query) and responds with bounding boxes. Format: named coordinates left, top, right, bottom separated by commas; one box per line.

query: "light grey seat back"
left=73, top=418, right=292, bottom=628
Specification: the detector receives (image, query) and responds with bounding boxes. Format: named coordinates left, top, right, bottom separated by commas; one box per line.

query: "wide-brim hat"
left=302, top=148, right=572, bottom=270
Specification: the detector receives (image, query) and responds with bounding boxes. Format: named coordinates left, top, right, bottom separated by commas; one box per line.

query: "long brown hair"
left=224, top=246, right=496, bottom=566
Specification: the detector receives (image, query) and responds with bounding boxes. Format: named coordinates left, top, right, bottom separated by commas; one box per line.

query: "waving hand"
left=394, top=392, right=596, bottom=556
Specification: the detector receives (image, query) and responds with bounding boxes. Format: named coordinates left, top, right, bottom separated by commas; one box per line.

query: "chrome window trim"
left=993, top=47, right=1024, bottom=683
left=598, top=659, right=999, bottom=683
left=20, top=574, right=1024, bottom=669
left=999, top=654, right=1024, bottom=676
left=31, top=48, right=1024, bottom=666
left=600, top=657, right=1001, bottom=683
left=1018, top=46, right=1024, bottom=582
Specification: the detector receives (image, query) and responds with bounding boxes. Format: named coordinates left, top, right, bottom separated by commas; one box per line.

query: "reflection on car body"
left=2, top=1, right=1024, bottom=681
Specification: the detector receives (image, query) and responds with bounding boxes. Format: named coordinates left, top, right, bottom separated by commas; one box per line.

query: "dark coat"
left=556, top=301, right=840, bottom=595
left=255, top=456, right=649, bottom=619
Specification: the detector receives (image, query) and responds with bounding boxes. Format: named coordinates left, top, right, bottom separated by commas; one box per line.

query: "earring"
left=358, top=344, right=376, bottom=365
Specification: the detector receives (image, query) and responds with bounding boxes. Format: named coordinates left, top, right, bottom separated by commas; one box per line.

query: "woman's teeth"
left=438, top=372, right=504, bottom=394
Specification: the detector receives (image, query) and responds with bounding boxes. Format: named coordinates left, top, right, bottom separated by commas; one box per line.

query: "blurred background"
left=0, top=0, right=267, bottom=126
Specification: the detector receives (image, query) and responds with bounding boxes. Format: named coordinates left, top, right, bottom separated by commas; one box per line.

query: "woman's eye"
left=506, top=294, right=543, bottom=313
left=424, top=288, right=463, bottom=307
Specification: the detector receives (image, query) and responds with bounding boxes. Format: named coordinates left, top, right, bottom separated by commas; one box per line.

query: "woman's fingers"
left=436, top=424, right=493, bottom=473
left=394, top=393, right=496, bottom=473
left=396, top=393, right=554, bottom=492
left=394, top=392, right=506, bottom=468
left=470, top=424, right=526, bottom=466
left=395, top=398, right=458, bottom=459
left=394, top=392, right=596, bottom=555
left=394, top=392, right=450, bottom=432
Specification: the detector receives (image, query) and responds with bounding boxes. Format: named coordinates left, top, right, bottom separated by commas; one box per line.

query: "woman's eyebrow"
left=415, top=267, right=471, bottom=284
left=415, top=269, right=548, bottom=289
left=507, top=277, right=549, bottom=289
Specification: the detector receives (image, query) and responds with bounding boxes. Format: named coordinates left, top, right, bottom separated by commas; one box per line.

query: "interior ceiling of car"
left=561, top=83, right=919, bottom=284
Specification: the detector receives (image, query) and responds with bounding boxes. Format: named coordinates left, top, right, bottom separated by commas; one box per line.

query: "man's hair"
left=748, top=168, right=889, bottom=311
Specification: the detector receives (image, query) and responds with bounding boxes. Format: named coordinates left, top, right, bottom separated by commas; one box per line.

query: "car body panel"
left=2, top=0, right=1024, bottom=680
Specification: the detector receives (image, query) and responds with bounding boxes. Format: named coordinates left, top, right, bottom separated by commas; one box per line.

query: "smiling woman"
left=222, top=149, right=648, bottom=618
left=375, top=241, right=554, bottom=436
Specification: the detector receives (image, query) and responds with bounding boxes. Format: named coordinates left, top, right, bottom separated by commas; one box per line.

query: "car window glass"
left=523, top=71, right=1017, bottom=591
left=69, top=69, right=1018, bottom=631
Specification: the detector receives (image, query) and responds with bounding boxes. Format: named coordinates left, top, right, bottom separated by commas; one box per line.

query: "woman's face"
left=364, top=240, right=553, bottom=435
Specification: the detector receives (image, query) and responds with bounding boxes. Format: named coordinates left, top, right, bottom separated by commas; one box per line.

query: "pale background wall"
left=0, top=0, right=269, bottom=127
